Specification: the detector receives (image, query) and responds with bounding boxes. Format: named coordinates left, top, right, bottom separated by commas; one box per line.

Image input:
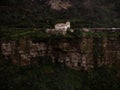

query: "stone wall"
left=1, top=37, right=120, bottom=70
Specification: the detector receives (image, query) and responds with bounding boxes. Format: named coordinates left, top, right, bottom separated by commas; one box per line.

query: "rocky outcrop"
left=1, top=36, right=120, bottom=70
left=48, top=0, right=71, bottom=10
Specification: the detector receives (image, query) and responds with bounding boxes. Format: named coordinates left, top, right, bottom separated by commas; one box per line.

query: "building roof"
left=55, top=23, right=66, bottom=27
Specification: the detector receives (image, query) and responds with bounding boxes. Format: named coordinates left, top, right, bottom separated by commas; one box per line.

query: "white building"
left=55, top=22, right=70, bottom=31
left=46, top=21, right=70, bottom=35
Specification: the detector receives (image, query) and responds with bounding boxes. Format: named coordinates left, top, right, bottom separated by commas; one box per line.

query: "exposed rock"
left=48, top=0, right=71, bottom=10
left=1, top=36, right=120, bottom=70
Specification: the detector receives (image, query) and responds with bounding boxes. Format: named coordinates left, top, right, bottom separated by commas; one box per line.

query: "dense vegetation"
left=0, top=1, right=120, bottom=90
left=1, top=28, right=120, bottom=40
left=0, top=0, right=120, bottom=28
left=0, top=62, right=119, bottom=90
left=0, top=30, right=120, bottom=90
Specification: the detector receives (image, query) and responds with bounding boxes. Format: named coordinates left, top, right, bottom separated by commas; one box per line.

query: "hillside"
left=0, top=0, right=120, bottom=27
left=0, top=63, right=120, bottom=90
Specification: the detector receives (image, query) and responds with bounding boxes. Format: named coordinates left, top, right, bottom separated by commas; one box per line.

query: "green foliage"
left=0, top=0, right=120, bottom=28
left=88, top=67, right=120, bottom=90
left=1, top=28, right=120, bottom=44
left=0, top=28, right=48, bottom=41
left=0, top=27, right=120, bottom=90
left=93, top=37, right=104, bottom=68
left=0, top=63, right=119, bottom=90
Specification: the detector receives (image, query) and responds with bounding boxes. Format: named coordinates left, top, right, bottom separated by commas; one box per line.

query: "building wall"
left=55, top=25, right=67, bottom=31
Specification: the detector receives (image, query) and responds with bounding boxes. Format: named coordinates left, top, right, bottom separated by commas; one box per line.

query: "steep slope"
left=0, top=0, right=120, bottom=27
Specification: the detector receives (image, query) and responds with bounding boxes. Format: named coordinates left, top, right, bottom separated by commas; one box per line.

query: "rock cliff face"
left=1, top=36, right=120, bottom=70
left=48, top=0, right=71, bottom=10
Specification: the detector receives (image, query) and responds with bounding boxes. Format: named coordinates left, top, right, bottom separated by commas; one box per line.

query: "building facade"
left=46, top=21, right=70, bottom=35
